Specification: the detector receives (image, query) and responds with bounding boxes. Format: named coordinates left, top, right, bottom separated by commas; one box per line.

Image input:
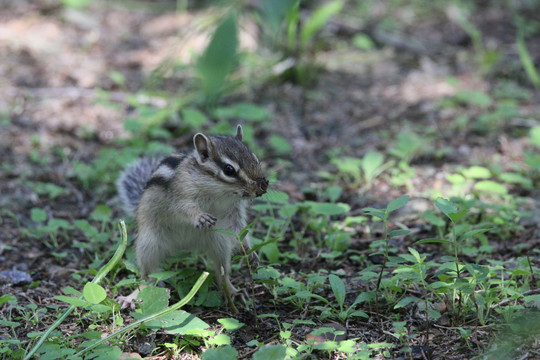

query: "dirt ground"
left=1, top=1, right=540, bottom=359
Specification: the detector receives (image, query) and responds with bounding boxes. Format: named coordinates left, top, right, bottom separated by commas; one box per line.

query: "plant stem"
left=375, top=217, right=389, bottom=326
left=453, top=223, right=462, bottom=320
left=75, top=271, right=209, bottom=357
left=24, top=221, right=128, bottom=360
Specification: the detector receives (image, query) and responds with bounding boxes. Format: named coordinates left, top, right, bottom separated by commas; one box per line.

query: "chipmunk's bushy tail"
left=116, top=157, right=163, bottom=216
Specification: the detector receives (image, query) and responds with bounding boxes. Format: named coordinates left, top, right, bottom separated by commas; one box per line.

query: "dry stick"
left=23, top=221, right=129, bottom=360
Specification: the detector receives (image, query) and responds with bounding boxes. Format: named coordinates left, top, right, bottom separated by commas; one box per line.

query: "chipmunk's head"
left=193, top=125, right=268, bottom=198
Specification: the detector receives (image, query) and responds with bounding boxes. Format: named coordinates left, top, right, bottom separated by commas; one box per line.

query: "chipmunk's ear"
left=235, top=124, right=243, bottom=141
left=193, top=133, right=212, bottom=162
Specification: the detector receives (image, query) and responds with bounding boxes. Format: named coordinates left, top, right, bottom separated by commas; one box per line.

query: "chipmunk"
left=116, top=125, right=268, bottom=311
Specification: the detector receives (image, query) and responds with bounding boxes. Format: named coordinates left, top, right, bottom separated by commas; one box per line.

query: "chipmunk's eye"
left=223, top=164, right=236, bottom=177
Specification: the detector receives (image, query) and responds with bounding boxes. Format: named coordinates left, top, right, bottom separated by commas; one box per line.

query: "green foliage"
left=196, top=14, right=238, bottom=102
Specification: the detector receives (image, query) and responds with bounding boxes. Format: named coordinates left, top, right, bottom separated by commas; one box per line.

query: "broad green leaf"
left=305, top=201, right=350, bottom=216
left=530, top=126, right=540, bottom=147
left=253, top=344, right=287, bottom=360
left=446, top=173, right=465, bottom=184
left=435, top=197, right=458, bottom=220
left=269, top=135, right=292, bottom=155
left=329, top=275, right=346, bottom=308
left=474, top=180, right=507, bottom=195
left=353, top=33, right=375, bottom=50
left=459, top=228, right=489, bottom=241
left=324, top=185, right=343, bottom=203
left=215, top=103, right=271, bottom=122
left=181, top=108, right=207, bottom=130
left=313, top=341, right=339, bottom=351
left=349, top=310, right=369, bottom=318
left=90, top=205, right=112, bottom=222
left=138, top=286, right=170, bottom=315
left=389, top=229, right=410, bottom=237
left=394, top=296, right=421, bottom=309
left=197, top=14, right=238, bottom=97
left=54, top=296, right=89, bottom=307
left=207, top=333, right=231, bottom=346
left=137, top=310, right=209, bottom=334
left=499, top=172, right=532, bottom=188
left=363, top=207, right=386, bottom=221
left=462, top=166, right=491, bottom=179
left=448, top=209, right=468, bottom=223
left=83, top=283, right=106, bottom=304
left=300, top=1, right=343, bottom=47
left=259, top=0, right=297, bottom=34
left=361, top=151, right=384, bottom=180
left=260, top=190, right=289, bottom=204
left=218, top=318, right=245, bottom=332
left=202, top=345, right=238, bottom=360
left=0, top=294, right=16, bottom=306
left=31, top=208, right=47, bottom=222
left=408, top=247, right=422, bottom=263
left=415, top=238, right=454, bottom=245
left=386, top=195, right=410, bottom=214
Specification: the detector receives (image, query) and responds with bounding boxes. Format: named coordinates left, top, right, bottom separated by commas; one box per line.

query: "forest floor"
left=1, top=1, right=540, bottom=359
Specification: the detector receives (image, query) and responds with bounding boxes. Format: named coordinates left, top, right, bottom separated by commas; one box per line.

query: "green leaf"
left=329, top=274, right=346, bottom=308
left=31, top=208, right=47, bottom=222
left=386, top=195, right=410, bottom=214
left=217, top=318, right=245, bottom=332
left=415, top=238, right=454, bottom=245
left=435, top=197, right=458, bottom=220
left=259, top=0, right=297, bottom=34
left=363, top=207, right=386, bottom=220
left=459, top=228, right=489, bottom=241
left=352, top=33, right=375, bottom=50
left=197, top=14, right=238, bottom=97
left=337, top=339, right=357, bottom=353
left=300, top=1, right=344, bottom=47
left=499, top=172, right=532, bottom=188
left=61, top=0, right=90, bottom=9
left=202, top=345, right=238, bottom=360
left=260, top=190, right=289, bottom=204
left=54, top=296, right=89, bottom=307
left=305, top=201, right=350, bottom=216
left=268, top=134, right=292, bottom=155
left=448, top=209, right=468, bottom=223
left=474, top=180, right=507, bottom=195
left=462, top=166, right=491, bottom=179
left=517, top=31, right=540, bottom=90
left=0, top=294, right=17, bottom=306
left=215, top=103, right=271, bottom=122
left=389, top=229, right=410, bottom=238
left=253, top=344, right=287, bottom=360
left=530, top=126, right=540, bottom=148
left=394, top=296, right=421, bottom=309
left=83, top=283, right=106, bottom=304
left=181, top=108, right=207, bottom=130
left=136, top=310, right=209, bottom=334
left=90, top=205, right=112, bottom=222
left=138, top=286, right=170, bottom=315
left=361, top=151, right=384, bottom=181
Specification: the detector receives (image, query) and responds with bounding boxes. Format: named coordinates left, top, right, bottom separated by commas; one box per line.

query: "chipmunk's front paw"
left=196, top=213, right=217, bottom=228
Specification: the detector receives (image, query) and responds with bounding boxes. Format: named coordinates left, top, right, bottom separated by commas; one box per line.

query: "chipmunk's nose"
left=255, top=177, right=269, bottom=197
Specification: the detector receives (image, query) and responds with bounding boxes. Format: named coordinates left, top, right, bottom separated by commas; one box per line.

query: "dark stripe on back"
left=145, top=176, right=170, bottom=190
left=160, top=154, right=185, bottom=170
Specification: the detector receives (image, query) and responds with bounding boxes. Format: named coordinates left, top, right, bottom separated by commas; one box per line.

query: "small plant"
left=363, top=195, right=410, bottom=315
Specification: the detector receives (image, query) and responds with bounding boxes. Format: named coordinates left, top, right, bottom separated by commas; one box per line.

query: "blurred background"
left=1, top=0, right=540, bottom=359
